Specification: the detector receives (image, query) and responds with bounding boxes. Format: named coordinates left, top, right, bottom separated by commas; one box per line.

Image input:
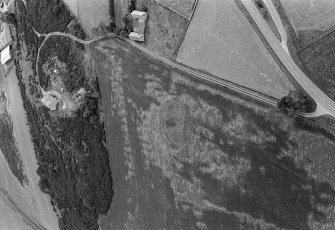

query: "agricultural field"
left=177, top=0, right=294, bottom=99
left=155, top=0, right=197, bottom=19
left=62, top=0, right=110, bottom=36
left=280, top=0, right=335, bottom=47
left=94, top=37, right=335, bottom=230
left=274, top=0, right=335, bottom=101
left=298, top=32, right=335, bottom=100
left=0, top=195, right=34, bottom=230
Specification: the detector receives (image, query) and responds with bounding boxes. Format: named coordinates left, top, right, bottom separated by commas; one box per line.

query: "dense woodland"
left=14, top=0, right=113, bottom=229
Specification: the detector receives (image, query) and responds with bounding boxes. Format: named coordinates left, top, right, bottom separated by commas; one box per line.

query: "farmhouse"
left=131, top=10, right=147, bottom=20
left=129, top=10, right=147, bottom=42
left=129, top=32, right=144, bottom=41
left=41, top=94, right=59, bottom=111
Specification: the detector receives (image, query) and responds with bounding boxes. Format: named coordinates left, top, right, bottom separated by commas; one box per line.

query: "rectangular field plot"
left=155, top=0, right=197, bottom=19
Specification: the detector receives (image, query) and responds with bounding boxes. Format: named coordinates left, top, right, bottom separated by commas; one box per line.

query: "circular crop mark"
left=159, top=98, right=193, bottom=152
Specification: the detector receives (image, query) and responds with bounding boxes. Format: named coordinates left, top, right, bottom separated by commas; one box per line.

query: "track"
left=241, top=0, right=335, bottom=118
left=0, top=185, right=47, bottom=230
left=35, top=30, right=278, bottom=107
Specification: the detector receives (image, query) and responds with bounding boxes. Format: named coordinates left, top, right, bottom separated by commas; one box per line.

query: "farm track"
left=0, top=184, right=46, bottom=230
left=34, top=30, right=278, bottom=107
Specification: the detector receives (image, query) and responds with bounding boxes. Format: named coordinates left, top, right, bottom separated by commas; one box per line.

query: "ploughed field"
left=94, top=38, right=335, bottom=230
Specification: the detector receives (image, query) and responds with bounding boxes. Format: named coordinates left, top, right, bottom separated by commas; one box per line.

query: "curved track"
left=35, top=30, right=278, bottom=107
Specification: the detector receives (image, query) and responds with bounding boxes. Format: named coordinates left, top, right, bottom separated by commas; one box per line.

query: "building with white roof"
left=41, top=94, right=59, bottom=111
left=129, top=10, right=147, bottom=42
left=0, top=44, right=11, bottom=64
left=131, top=10, right=147, bottom=20
left=129, top=32, right=144, bottom=41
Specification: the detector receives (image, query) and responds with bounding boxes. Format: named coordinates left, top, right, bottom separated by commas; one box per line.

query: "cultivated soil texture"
left=94, top=37, right=335, bottom=230
left=177, top=0, right=294, bottom=99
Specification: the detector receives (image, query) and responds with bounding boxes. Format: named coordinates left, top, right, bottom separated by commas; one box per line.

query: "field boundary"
left=298, top=25, right=335, bottom=54
left=155, top=0, right=199, bottom=20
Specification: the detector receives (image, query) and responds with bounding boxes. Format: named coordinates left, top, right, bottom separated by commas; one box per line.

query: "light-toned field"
left=0, top=192, right=34, bottom=230
left=280, top=0, right=335, bottom=32
left=177, top=0, right=294, bottom=98
left=63, top=0, right=110, bottom=36
left=1, top=66, right=59, bottom=230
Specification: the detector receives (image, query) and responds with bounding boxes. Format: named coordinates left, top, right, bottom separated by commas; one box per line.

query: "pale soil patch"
left=3, top=67, right=59, bottom=230
left=63, top=0, right=110, bottom=36
left=0, top=191, right=34, bottom=230
left=177, top=0, right=294, bottom=99
left=280, top=0, right=335, bottom=32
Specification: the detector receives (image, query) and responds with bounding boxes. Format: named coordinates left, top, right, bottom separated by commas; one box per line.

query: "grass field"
left=299, top=32, right=335, bottom=100
left=177, top=0, right=294, bottom=99
left=94, top=37, right=335, bottom=230
left=280, top=0, right=335, bottom=47
left=155, top=0, right=197, bottom=19
left=63, top=0, right=110, bottom=36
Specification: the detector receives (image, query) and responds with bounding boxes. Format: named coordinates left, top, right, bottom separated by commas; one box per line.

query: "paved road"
left=263, top=0, right=289, bottom=54
left=241, top=0, right=335, bottom=118
left=34, top=30, right=277, bottom=107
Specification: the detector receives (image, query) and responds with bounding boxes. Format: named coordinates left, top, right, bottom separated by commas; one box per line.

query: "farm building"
left=1, top=45, right=11, bottom=64
left=131, top=10, right=147, bottom=20
left=41, top=94, right=59, bottom=111
left=129, top=10, right=147, bottom=42
left=129, top=32, right=144, bottom=41
left=0, top=23, right=13, bottom=65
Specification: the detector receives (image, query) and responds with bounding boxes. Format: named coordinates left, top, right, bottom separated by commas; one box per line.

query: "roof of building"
left=131, top=10, right=147, bottom=20
left=41, top=94, right=59, bottom=111
left=0, top=23, right=12, bottom=51
left=129, top=32, right=144, bottom=41
left=0, top=45, right=11, bottom=64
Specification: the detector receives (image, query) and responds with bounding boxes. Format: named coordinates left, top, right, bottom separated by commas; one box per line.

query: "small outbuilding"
left=0, top=23, right=13, bottom=65
left=129, top=32, right=144, bottom=42
left=41, top=94, right=59, bottom=111
left=0, top=44, right=11, bottom=64
left=131, top=10, right=147, bottom=20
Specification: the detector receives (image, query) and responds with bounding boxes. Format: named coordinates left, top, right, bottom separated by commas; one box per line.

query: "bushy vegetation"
left=278, top=90, right=316, bottom=117
left=0, top=91, right=27, bottom=185
left=38, top=36, right=87, bottom=93
left=14, top=1, right=113, bottom=229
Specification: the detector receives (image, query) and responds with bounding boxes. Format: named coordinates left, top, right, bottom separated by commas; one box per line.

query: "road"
left=241, top=0, right=335, bottom=118
left=263, top=0, right=289, bottom=54
left=34, top=29, right=277, bottom=107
